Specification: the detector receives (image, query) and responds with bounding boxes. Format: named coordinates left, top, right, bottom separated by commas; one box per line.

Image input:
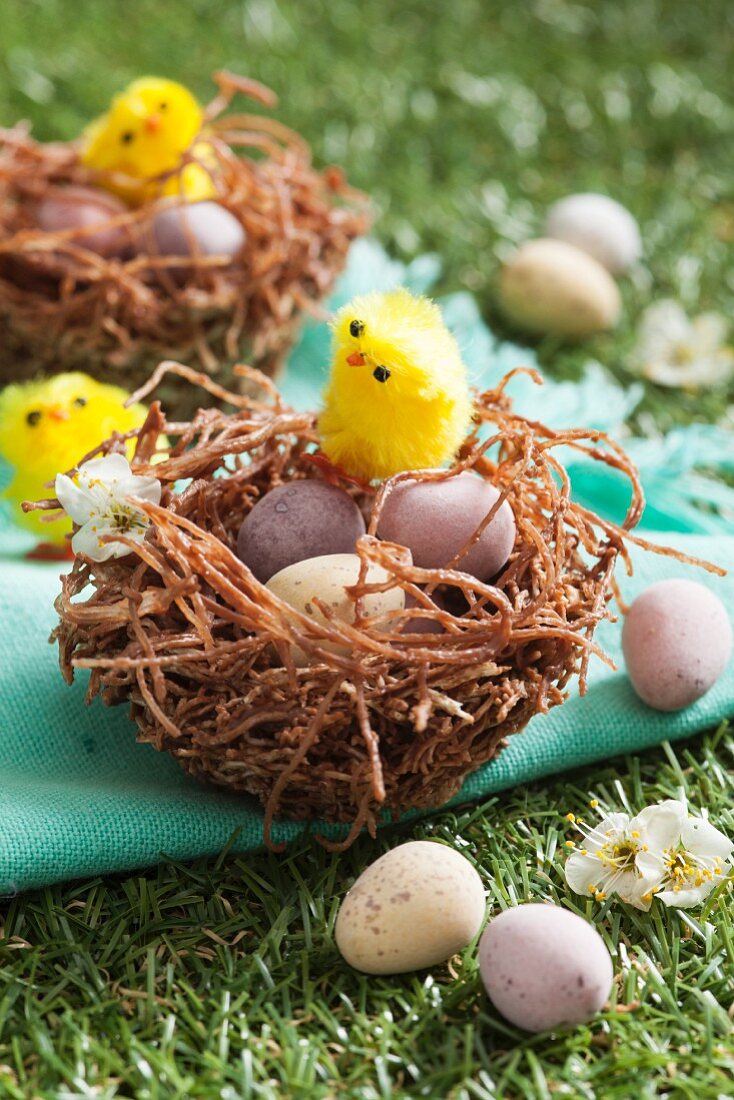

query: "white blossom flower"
left=55, top=453, right=161, bottom=562
left=564, top=800, right=686, bottom=911
left=644, top=814, right=733, bottom=909
left=631, top=299, right=734, bottom=389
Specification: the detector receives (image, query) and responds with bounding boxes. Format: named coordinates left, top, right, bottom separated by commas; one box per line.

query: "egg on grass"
left=498, top=238, right=621, bottom=340
left=335, top=841, right=486, bottom=975
left=545, top=192, right=642, bottom=274
left=479, top=904, right=613, bottom=1032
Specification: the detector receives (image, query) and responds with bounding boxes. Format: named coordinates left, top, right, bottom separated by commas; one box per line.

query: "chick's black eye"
left=349, top=319, right=364, bottom=338
left=73, top=396, right=87, bottom=408
left=120, top=130, right=135, bottom=144
left=26, top=410, right=41, bottom=427
left=159, top=101, right=168, bottom=110
left=373, top=366, right=391, bottom=383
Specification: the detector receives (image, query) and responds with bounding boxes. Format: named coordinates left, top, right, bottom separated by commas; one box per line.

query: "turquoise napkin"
left=1, top=241, right=732, bottom=893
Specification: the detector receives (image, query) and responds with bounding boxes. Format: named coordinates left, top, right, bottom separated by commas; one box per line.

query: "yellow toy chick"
left=0, top=373, right=149, bottom=553
left=318, top=289, right=473, bottom=483
left=80, top=77, right=216, bottom=205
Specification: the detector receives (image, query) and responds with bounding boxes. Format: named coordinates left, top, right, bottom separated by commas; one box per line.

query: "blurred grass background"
left=1, top=1, right=733, bottom=1097
left=2, top=0, right=734, bottom=426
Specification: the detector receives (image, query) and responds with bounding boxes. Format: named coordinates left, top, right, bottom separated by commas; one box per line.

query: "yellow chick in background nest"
left=80, top=76, right=217, bottom=205
left=318, top=289, right=473, bottom=483
left=0, top=373, right=150, bottom=554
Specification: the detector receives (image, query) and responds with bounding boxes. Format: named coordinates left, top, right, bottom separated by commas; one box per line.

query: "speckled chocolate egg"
left=35, top=185, right=131, bottom=257
left=545, top=193, right=642, bottom=274
left=479, top=904, right=613, bottom=1032
left=237, top=480, right=366, bottom=584
left=265, top=552, right=405, bottom=666
left=377, top=472, right=516, bottom=582
left=335, top=841, right=485, bottom=975
left=499, top=238, right=621, bottom=339
left=621, top=579, right=731, bottom=711
left=151, top=200, right=246, bottom=260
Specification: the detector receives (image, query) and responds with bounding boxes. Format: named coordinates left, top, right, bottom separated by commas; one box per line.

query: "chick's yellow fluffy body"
left=319, top=289, right=472, bottom=482
left=0, top=374, right=148, bottom=544
left=80, top=77, right=215, bottom=204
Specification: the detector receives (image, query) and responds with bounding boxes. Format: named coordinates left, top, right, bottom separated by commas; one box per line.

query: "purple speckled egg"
left=621, top=579, right=732, bottom=711
left=377, top=471, right=516, bottom=582
left=151, top=201, right=246, bottom=259
left=36, top=186, right=131, bottom=257
left=237, top=480, right=366, bottom=584
left=479, top=905, right=613, bottom=1033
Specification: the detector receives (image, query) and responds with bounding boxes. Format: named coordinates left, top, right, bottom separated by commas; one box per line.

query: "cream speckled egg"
left=545, top=193, right=642, bottom=274
left=335, top=841, right=486, bottom=975
left=479, top=904, right=613, bottom=1032
left=499, top=238, right=621, bottom=339
left=265, top=552, right=405, bottom=666
left=622, top=579, right=732, bottom=711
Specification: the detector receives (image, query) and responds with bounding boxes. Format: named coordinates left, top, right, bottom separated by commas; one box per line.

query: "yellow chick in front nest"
left=318, top=289, right=473, bottom=483
left=80, top=76, right=217, bottom=205
left=0, top=373, right=150, bottom=555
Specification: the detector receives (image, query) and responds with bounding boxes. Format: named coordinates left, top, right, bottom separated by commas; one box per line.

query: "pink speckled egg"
left=622, top=579, right=731, bottom=711
left=377, top=472, right=516, bottom=582
left=479, top=904, right=613, bottom=1033
left=35, top=186, right=131, bottom=257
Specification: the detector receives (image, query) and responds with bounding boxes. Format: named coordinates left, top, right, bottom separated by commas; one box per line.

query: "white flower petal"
left=632, top=800, right=686, bottom=851
left=657, top=884, right=716, bottom=909
left=78, top=453, right=134, bottom=485
left=55, top=472, right=96, bottom=525
left=680, top=818, right=734, bottom=862
left=692, top=312, right=730, bottom=351
left=125, top=476, right=162, bottom=507
left=635, top=849, right=667, bottom=884
left=564, top=851, right=604, bottom=897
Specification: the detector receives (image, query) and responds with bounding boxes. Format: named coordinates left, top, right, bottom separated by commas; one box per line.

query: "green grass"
left=2, top=728, right=733, bottom=1099
left=1, top=0, right=734, bottom=1096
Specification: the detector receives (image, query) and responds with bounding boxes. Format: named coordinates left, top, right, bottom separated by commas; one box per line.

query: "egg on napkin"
left=622, top=579, right=732, bottom=711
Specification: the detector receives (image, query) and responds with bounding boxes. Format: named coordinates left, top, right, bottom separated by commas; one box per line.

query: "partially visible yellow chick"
left=80, top=77, right=216, bottom=205
left=318, top=289, right=473, bottom=483
left=0, top=373, right=149, bottom=548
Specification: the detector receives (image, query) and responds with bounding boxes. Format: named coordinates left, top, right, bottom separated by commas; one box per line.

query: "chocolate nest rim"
left=28, top=361, right=717, bottom=851
left=0, top=71, right=369, bottom=413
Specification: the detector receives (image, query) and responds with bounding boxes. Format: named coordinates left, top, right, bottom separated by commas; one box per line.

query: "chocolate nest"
left=0, top=72, right=369, bottom=416
left=30, top=361, right=706, bottom=851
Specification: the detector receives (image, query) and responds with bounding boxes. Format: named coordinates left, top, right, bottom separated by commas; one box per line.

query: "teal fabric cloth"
left=1, top=239, right=733, bottom=893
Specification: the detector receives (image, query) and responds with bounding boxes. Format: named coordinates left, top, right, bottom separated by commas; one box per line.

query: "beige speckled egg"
left=622, top=579, right=732, bottom=711
left=335, top=840, right=486, bottom=975
left=265, top=552, right=405, bottom=666
left=499, top=238, right=621, bottom=339
left=479, top=904, right=613, bottom=1032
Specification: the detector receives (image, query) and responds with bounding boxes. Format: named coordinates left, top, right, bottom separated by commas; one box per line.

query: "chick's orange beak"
left=145, top=113, right=163, bottom=134
left=48, top=406, right=70, bottom=422
left=346, top=352, right=366, bottom=366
